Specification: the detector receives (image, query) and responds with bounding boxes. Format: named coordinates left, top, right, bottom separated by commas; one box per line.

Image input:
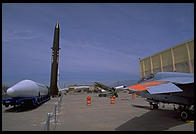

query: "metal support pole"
left=60, top=93, right=63, bottom=103
left=139, top=58, right=143, bottom=79
left=171, top=47, right=176, bottom=72
left=186, top=43, right=193, bottom=73
left=143, top=60, right=146, bottom=77
left=58, top=98, right=60, bottom=113
left=160, top=54, right=163, bottom=72
left=150, top=56, right=153, bottom=74
left=54, top=104, right=57, bottom=123
left=46, top=113, right=51, bottom=131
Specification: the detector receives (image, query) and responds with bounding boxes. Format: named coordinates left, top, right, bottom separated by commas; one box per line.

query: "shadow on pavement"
left=4, top=105, right=40, bottom=113
left=132, top=104, right=150, bottom=110
left=115, top=108, right=186, bottom=131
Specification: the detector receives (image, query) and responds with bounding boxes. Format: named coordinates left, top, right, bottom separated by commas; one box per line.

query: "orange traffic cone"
left=132, top=93, right=136, bottom=100
left=87, top=96, right=91, bottom=106
left=110, top=96, right=115, bottom=104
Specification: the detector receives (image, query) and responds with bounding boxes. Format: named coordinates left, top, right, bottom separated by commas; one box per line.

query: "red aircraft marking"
left=128, top=81, right=168, bottom=91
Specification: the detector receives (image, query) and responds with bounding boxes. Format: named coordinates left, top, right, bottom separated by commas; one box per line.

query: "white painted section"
left=147, top=83, right=183, bottom=94
left=74, top=86, right=89, bottom=89
left=6, top=80, right=48, bottom=97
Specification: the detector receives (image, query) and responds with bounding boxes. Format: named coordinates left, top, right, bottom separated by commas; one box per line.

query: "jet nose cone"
left=7, top=88, right=15, bottom=97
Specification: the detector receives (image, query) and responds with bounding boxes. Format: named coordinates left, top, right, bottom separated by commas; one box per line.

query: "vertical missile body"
left=50, top=22, right=60, bottom=97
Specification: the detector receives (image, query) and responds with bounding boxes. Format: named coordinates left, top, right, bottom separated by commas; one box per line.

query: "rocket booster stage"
left=50, top=22, right=60, bottom=97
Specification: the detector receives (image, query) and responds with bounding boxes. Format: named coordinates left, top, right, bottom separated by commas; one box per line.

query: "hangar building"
left=139, top=39, right=194, bottom=79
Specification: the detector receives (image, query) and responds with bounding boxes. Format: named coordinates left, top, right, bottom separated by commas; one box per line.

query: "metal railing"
left=43, top=93, right=63, bottom=131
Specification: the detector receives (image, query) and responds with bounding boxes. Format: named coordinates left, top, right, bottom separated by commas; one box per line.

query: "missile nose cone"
left=56, top=21, right=59, bottom=29
left=7, top=87, right=15, bottom=97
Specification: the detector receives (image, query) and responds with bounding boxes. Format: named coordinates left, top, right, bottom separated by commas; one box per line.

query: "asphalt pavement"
left=2, top=92, right=194, bottom=131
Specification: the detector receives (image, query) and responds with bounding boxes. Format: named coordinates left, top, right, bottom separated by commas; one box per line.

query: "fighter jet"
left=127, top=72, right=194, bottom=121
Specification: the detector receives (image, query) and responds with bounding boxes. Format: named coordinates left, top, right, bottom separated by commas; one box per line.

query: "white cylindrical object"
left=7, top=80, right=49, bottom=97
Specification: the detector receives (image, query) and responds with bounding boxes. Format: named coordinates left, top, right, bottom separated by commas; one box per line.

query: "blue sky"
left=2, top=3, right=194, bottom=87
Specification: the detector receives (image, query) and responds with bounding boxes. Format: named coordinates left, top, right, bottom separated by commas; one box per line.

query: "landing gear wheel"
left=149, top=103, right=159, bottom=110
left=154, top=104, right=159, bottom=109
left=180, top=111, right=189, bottom=121
left=98, top=94, right=102, bottom=97
left=150, top=104, right=154, bottom=110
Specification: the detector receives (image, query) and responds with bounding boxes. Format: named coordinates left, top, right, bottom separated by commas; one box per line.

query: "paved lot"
left=2, top=92, right=194, bottom=131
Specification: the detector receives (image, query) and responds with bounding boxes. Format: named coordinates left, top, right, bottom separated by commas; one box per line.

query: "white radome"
left=6, top=80, right=49, bottom=97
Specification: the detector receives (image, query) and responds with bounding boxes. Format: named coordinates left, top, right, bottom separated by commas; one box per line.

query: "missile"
left=3, top=23, right=60, bottom=107
left=5, top=22, right=60, bottom=99
left=50, top=22, right=60, bottom=97
left=6, top=80, right=49, bottom=98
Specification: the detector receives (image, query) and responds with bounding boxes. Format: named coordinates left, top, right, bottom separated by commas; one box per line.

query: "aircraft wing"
left=128, top=72, right=194, bottom=95
left=147, top=82, right=183, bottom=94
left=154, top=72, right=194, bottom=84
left=156, top=77, right=194, bottom=84
left=127, top=81, right=183, bottom=95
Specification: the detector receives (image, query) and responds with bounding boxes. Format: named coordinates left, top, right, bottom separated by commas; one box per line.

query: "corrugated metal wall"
left=139, top=39, right=194, bottom=79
